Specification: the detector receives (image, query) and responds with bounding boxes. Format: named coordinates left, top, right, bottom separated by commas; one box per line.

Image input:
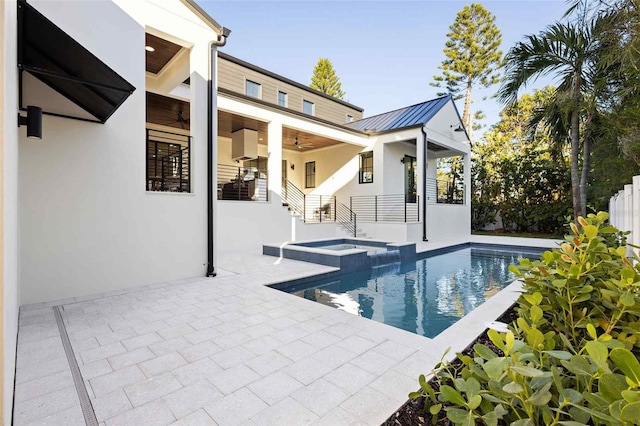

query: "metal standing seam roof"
left=346, top=94, right=452, bottom=133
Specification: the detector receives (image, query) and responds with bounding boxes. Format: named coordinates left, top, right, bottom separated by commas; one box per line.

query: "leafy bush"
left=411, top=212, right=640, bottom=425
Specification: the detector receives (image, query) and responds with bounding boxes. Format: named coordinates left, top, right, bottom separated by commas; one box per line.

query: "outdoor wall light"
left=451, top=124, right=464, bottom=132
left=18, top=105, right=42, bottom=139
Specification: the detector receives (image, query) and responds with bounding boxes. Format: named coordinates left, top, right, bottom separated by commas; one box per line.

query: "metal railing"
left=336, top=201, right=357, bottom=237
left=217, top=164, right=268, bottom=201
left=425, top=178, right=465, bottom=204
left=281, top=180, right=356, bottom=235
left=349, top=194, right=419, bottom=222
left=146, top=129, right=190, bottom=192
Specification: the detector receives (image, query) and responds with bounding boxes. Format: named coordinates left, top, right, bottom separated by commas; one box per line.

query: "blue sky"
left=202, top=1, right=569, bottom=136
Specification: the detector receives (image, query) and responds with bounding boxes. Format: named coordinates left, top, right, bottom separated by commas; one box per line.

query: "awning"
left=17, top=0, right=135, bottom=123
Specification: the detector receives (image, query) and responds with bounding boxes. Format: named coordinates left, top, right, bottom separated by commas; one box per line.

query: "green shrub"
left=411, top=212, right=640, bottom=425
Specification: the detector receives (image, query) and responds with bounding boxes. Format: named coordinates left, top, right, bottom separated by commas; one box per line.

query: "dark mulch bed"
left=381, top=307, right=518, bottom=426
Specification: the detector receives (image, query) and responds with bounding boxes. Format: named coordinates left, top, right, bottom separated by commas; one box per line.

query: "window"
left=359, top=151, right=373, bottom=184
left=303, top=100, right=314, bottom=115
left=305, top=161, right=316, bottom=188
left=146, top=129, right=190, bottom=192
left=278, top=91, right=287, bottom=107
left=245, top=80, right=261, bottom=98
left=346, top=114, right=353, bottom=123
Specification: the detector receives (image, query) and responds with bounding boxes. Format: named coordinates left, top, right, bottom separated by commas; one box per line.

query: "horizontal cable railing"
left=350, top=194, right=419, bottom=222
left=426, top=178, right=465, bottom=205
left=282, top=180, right=305, bottom=216
left=146, top=129, right=191, bottom=193
left=217, top=164, right=268, bottom=201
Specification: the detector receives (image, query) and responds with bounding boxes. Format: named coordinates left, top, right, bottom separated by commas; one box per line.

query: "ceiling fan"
left=161, top=109, right=190, bottom=129
left=294, top=135, right=314, bottom=150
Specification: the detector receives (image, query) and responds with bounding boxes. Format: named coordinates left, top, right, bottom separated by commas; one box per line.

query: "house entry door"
left=404, top=155, right=417, bottom=203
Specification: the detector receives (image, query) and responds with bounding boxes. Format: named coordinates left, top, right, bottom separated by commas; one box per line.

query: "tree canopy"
left=431, top=3, right=503, bottom=139
left=310, top=58, right=345, bottom=99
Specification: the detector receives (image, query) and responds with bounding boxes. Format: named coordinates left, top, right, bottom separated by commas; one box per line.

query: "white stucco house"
left=1, top=0, right=470, bottom=422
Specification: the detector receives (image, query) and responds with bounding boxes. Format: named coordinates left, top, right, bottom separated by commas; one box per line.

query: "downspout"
left=421, top=126, right=428, bottom=241
left=207, top=30, right=230, bottom=277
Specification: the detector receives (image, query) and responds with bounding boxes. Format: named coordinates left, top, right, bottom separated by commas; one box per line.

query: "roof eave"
left=180, top=0, right=231, bottom=37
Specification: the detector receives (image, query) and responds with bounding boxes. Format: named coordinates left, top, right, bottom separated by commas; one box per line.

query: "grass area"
left=472, top=230, right=562, bottom=239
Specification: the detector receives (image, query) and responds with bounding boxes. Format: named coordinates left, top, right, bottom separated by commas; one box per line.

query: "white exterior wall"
left=19, top=0, right=219, bottom=304
left=2, top=0, right=19, bottom=421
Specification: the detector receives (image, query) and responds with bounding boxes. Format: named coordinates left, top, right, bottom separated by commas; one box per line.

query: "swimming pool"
left=273, top=244, right=544, bottom=338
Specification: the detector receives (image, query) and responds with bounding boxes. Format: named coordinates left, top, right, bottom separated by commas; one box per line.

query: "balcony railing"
left=349, top=194, right=419, bottom=222
left=146, top=129, right=191, bottom=192
left=217, top=164, right=268, bottom=201
left=426, top=178, right=465, bottom=204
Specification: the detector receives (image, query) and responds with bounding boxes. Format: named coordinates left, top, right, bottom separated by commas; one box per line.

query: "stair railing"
left=336, top=201, right=357, bottom=237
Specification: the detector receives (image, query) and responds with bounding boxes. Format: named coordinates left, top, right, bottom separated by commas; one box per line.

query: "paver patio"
left=12, top=236, right=558, bottom=425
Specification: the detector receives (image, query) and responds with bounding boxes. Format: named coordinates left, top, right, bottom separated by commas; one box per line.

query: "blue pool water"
left=277, top=245, right=544, bottom=338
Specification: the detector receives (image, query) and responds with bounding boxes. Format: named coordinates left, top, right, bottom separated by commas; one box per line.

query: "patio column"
left=267, top=120, right=283, bottom=199
left=416, top=129, right=425, bottom=224
left=463, top=152, right=471, bottom=206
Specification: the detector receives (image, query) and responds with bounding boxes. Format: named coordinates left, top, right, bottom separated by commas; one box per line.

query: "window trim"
left=302, top=99, right=314, bottom=116
left=346, top=114, right=353, bottom=123
left=359, top=151, right=373, bottom=184
left=305, top=161, right=316, bottom=188
left=278, top=90, right=288, bottom=107
left=245, top=79, right=262, bottom=99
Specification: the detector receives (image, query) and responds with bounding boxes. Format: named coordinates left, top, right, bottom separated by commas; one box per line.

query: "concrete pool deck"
left=13, top=236, right=560, bottom=425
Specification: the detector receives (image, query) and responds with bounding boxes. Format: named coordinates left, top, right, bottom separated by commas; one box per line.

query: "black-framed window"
left=245, top=80, right=261, bottom=98
left=146, top=129, right=191, bottom=192
left=303, top=100, right=314, bottom=115
left=359, top=151, right=373, bottom=184
left=347, top=114, right=353, bottom=123
left=305, top=161, right=316, bottom=188
left=278, top=91, right=287, bottom=107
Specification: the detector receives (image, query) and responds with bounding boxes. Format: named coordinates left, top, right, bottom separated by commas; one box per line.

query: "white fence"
left=609, top=175, right=640, bottom=248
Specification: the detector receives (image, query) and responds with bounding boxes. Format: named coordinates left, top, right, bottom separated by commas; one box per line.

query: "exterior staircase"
left=281, top=180, right=362, bottom=238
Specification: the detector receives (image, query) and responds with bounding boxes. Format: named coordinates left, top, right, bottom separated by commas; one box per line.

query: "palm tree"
left=498, top=21, right=599, bottom=219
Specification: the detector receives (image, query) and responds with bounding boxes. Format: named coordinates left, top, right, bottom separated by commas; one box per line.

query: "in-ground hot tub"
left=263, top=238, right=416, bottom=273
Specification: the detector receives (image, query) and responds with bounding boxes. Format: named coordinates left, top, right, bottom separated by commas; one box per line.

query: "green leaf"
left=544, top=350, right=573, bottom=360
left=620, top=401, right=640, bottom=422
left=466, top=377, right=481, bottom=399
left=526, top=328, right=544, bottom=348
left=503, top=381, right=523, bottom=394
left=510, top=365, right=545, bottom=377
left=585, top=341, right=609, bottom=366
left=587, top=323, right=598, bottom=340
left=429, top=403, right=442, bottom=415
left=446, top=407, right=469, bottom=424
left=620, top=292, right=636, bottom=307
left=527, top=387, right=552, bottom=406
left=560, top=388, right=583, bottom=404
left=556, top=422, right=589, bottom=426
left=598, top=374, right=628, bottom=403
left=481, top=411, right=498, bottom=426
left=467, top=394, right=482, bottom=410
left=617, top=246, right=627, bottom=257
left=487, top=329, right=505, bottom=352
left=530, top=305, right=543, bottom=323
left=505, top=331, right=515, bottom=354
left=610, top=348, right=640, bottom=386
left=621, top=390, right=640, bottom=403
left=621, top=267, right=636, bottom=282
left=483, top=357, right=507, bottom=380
left=408, top=391, right=422, bottom=399
left=474, top=343, right=498, bottom=360
left=440, top=385, right=467, bottom=406
left=583, top=225, right=598, bottom=240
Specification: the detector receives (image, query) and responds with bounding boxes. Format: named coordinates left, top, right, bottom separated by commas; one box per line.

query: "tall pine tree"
left=310, top=58, right=345, bottom=99
left=431, top=3, right=502, bottom=141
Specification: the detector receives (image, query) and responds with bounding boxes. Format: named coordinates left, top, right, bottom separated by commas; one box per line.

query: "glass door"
left=404, top=155, right=417, bottom=203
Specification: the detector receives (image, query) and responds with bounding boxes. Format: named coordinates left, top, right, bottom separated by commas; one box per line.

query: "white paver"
left=14, top=243, right=527, bottom=425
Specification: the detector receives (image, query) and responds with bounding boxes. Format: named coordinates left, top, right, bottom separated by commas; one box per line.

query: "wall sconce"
left=290, top=164, right=295, bottom=170
left=450, top=123, right=464, bottom=132
left=18, top=105, right=43, bottom=139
